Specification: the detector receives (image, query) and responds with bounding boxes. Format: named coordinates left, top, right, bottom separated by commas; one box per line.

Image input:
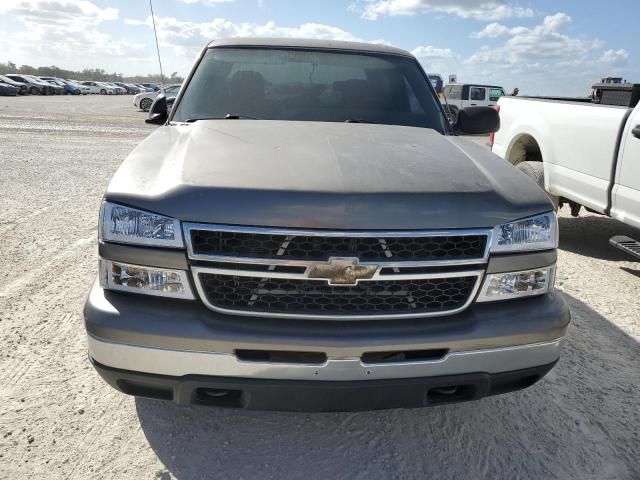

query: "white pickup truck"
left=492, top=87, right=640, bottom=258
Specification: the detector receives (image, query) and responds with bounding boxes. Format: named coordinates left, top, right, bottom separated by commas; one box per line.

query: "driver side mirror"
left=454, top=106, right=500, bottom=135
left=145, top=93, right=168, bottom=125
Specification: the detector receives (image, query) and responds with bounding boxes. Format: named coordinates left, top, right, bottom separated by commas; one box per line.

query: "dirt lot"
left=0, top=95, right=639, bottom=480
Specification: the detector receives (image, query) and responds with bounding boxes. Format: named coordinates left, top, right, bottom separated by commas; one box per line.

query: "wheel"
left=140, top=97, right=153, bottom=111
left=30, top=86, right=38, bottom=95
left=100, top=89, right=106, bottom=95
left=517, top=161, right=559, bottom=210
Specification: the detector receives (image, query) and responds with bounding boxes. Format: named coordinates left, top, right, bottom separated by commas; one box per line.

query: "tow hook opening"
left=195, top=388, right=244, bottom=407
left=427, top=384, right=476, bottom=404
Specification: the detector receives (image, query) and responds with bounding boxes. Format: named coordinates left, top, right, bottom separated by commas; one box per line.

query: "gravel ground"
left=0, top=95, right=638, bottom=480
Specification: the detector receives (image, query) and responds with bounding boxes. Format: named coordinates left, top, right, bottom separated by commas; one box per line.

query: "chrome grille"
left=185, top=223, right=490, bottom=320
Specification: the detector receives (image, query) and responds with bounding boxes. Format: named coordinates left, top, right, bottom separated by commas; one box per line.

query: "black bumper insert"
left=92, top=358, right=556, bottom=412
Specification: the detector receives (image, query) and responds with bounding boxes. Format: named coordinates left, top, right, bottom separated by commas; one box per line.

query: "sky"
left=0, top=0, right=637, bottom=95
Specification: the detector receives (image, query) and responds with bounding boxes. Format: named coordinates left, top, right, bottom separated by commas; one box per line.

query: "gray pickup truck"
left=84, top=38, right=570, bottom=411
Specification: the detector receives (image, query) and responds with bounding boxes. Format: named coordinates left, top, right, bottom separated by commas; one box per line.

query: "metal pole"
left=149, top=0, right=165, bottom=88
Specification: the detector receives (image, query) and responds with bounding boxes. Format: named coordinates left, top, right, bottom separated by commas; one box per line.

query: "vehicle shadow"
left=558, top=209, right=640, bottom=262
left=620, top=266, right=640, bottom=279
left=136, top=293, right=639, bottom=480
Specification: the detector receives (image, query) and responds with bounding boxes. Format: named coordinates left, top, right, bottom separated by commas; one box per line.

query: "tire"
left=100, top=89, right=106, bottom=95
left=140, top=97, right=153, bottom=111
left=517, top=161, right=559, bottom=210
left=30, top=86, right=38, bottom=95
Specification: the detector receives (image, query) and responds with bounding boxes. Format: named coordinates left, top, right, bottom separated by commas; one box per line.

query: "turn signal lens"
left=476, top=266, right=554, bottom=302
left=100, top=259, right=194, bottom=299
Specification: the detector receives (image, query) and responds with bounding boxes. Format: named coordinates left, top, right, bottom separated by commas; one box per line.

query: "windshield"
left=173, top=47, right=447, bottom=132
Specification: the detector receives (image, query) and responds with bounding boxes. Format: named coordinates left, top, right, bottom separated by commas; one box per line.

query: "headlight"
left=491, top=212, right=557, bottom=252
left=476, top=266, right=554, bottom=302
left=100, top=259, right=194, bottom=299
left=100, top=201, right=183, bottom=248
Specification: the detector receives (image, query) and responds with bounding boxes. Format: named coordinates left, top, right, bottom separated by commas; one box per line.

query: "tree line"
left=0, top=61, right=183, bottom=84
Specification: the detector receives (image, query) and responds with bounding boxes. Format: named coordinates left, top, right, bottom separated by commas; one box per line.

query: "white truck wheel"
left=517, top=161, right=559, bottom=210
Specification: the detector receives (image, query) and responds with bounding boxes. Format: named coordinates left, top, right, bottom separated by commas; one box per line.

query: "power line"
left=149, top=0, right=165, bottom=88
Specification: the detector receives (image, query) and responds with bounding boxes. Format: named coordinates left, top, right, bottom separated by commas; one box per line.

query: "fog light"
left=100, top=259, right=194, bottom=299
left=477, top=266, right=554, bottom=302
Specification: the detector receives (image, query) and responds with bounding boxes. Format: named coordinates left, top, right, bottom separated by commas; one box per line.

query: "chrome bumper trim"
left=88, top=335, right=563, bottom=381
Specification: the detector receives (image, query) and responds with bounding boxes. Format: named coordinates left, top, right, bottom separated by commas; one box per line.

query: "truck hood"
left=106, top=121, right=552, bottom=229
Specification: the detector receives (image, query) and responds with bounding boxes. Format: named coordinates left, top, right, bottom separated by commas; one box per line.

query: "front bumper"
left=85, top=281, right=569, bottom=409
left=92, top=358, right=557, bottom=411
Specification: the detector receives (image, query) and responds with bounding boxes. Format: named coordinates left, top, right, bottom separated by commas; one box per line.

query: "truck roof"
left=446, top=83, right=504, bottom=89
left=206, top=37, right=414, bottom=58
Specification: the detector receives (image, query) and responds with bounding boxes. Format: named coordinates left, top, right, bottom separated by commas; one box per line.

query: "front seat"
left=228, top=70, right=269, bottom=117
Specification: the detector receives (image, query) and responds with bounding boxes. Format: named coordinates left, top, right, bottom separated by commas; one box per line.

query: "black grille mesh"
left=190, top=230, right=486, bottom=261
left=199, top=274, right=476, bottom=316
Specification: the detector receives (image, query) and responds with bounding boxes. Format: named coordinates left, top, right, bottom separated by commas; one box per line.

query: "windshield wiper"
left=184, top=113, right=261, bottom=122
left=344, top=118, right=379, bottom=124
left=224, top=113, right=260, bottom=120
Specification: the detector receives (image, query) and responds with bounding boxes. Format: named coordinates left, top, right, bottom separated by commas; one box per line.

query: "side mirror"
left=166, top=96, right=176, bottom=113
left=454, top=106, right=500, bottom=135
left=145, top=93, right=168, bottom=125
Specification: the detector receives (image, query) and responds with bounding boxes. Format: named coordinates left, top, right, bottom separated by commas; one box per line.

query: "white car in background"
left=96, top=82, right=117, bottom=95
left=133, top=84, right=181, bottom=111
left=104, top=82, right=126, bottom=95
left=79, top=81, right=114, bottom=95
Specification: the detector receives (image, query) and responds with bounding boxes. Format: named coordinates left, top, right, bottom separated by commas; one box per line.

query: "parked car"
left=492, top=83, right=640, bottom=257
left=79, top=81, right=115, bottom=95
left=97, top=82, right=117, bottom=95
left=39, top=77, right=71, bottom=95
left=140, top=82, right=160, bottom=92
left=47, top=81, right=65, bottom=95
left=5, top=74, right=48, bottom=95
left=443, top=83, right=505, bottom=122
left=133, top=83, right=153, bottom=92
left=134, top=84, right=180, bottom=111
left=0, top=82, right=19, bottom=96
left=65, top=79, right=90, bottom=95
left=113, top=82, right=137, bottom=94
left=86, top=38, right=570, bottom=412
left=40, top=77, right=81, bottom=95
left=24, top=75, right=60, bottom=94
left=104, top=82, right=126, bottom=95
left=78, top=81, right=100, bottom=94
left=55, top=78, right=81, bottom=95
left=127, top=83, right=142, bottom=94
left=0, top=74, right=28, bottom=95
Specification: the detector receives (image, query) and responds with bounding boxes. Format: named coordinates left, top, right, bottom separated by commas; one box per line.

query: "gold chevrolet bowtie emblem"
left=307, top=257, right=378, bottom=286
